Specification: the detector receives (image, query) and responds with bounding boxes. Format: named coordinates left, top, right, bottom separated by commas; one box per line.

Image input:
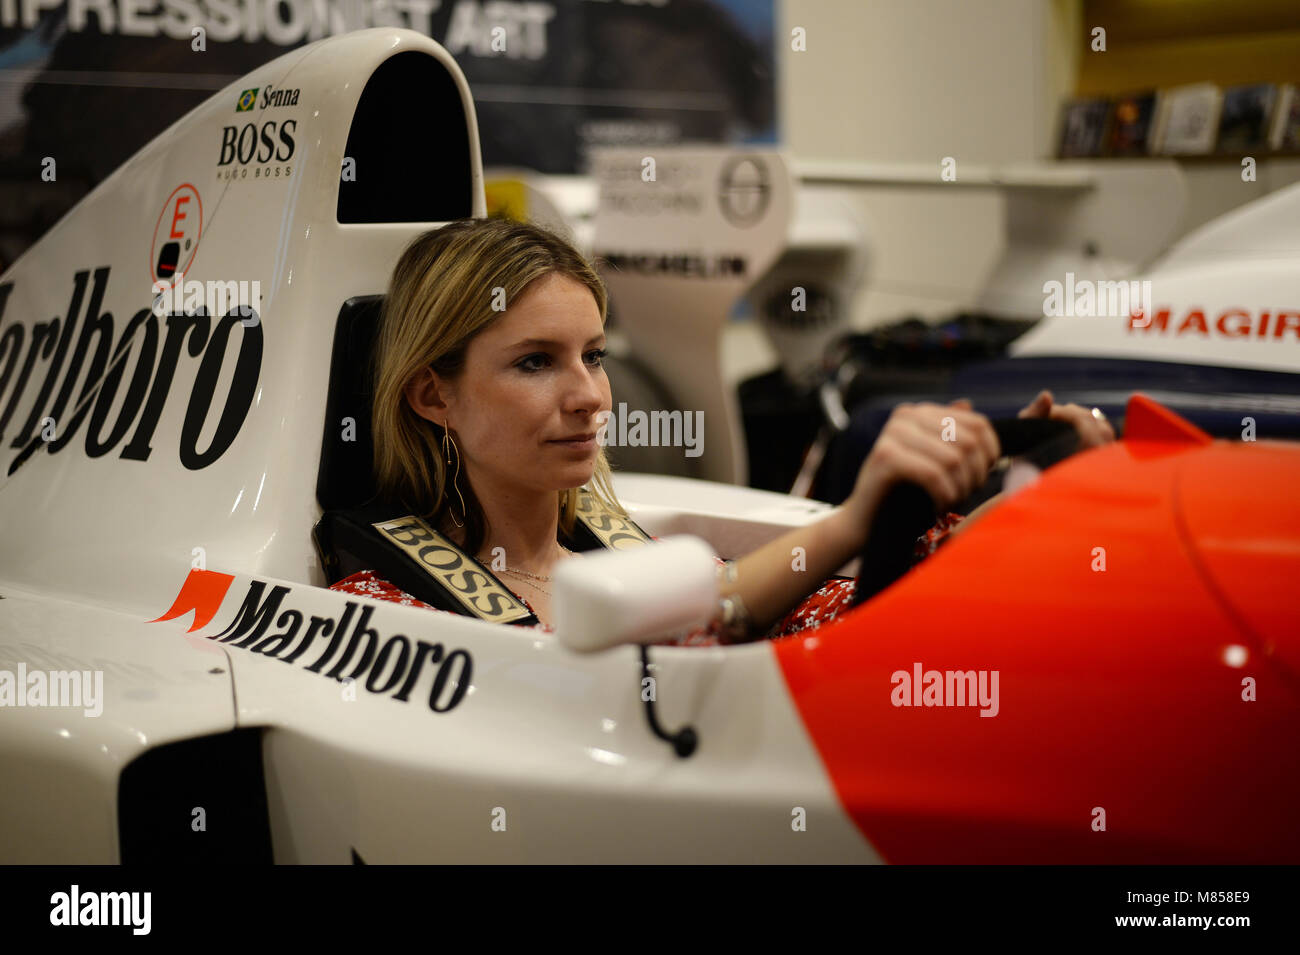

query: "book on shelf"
left=1057, top=98, right=1111, bottom=158
left=1270, top=84, right=1299, bottom=151
left=1153, top=82, right=1222, bottom=155
left=1107, top=91, right=1159, bottom=156
left=1217, top=83, right=1278, bottom=154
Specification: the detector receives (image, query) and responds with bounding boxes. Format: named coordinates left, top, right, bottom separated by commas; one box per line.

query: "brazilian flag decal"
left=236, top=88, right=258, bottom=112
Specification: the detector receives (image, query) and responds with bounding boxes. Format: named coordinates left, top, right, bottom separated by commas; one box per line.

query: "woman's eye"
left=516, top=349, right=606, bottom=372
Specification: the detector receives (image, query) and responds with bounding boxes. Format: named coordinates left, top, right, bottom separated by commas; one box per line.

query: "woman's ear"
left=404, top=367, right=453, bottom=424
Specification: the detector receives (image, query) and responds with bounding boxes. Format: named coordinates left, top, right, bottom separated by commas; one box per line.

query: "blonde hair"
left=371, top=217, right=626, bottom=557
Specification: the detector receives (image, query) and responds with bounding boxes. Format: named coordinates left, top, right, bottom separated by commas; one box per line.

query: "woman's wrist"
left=713, top=590, right=754, bottom=643
left=717, top=504, right=873, bottom=640
left=833, top=489, right=876, bottom=555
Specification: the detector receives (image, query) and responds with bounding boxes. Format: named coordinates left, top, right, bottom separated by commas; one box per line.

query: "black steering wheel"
left=848, top=417, right=1078, bottom=608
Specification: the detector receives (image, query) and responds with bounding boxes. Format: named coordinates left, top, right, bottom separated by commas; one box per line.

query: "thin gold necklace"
left=498, top=567, right=551, bottom=583
left=479, top=544, right=575, bottom=584
left=501, top=574, right=551, bottom=598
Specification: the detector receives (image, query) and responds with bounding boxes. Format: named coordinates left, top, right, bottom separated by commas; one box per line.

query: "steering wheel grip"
left=848, top=417, right=1076, bottom=609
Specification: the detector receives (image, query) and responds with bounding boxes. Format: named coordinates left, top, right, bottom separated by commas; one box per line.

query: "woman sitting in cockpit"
left=328, top=217, right=1113, bottom=644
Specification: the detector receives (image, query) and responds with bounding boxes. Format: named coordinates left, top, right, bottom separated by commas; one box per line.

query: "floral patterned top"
left=327, top=515, right=965, bottom=646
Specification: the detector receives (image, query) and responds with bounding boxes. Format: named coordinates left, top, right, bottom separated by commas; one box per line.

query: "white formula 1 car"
left=1, top=28, right=1297, bottom=864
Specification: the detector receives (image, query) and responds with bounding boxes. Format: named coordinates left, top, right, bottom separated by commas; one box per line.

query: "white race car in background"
left=814, top=174, right=1300, bottom=502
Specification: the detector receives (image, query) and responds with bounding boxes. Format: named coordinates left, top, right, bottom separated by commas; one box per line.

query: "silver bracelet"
left=716, top=593, right=752, bottom=642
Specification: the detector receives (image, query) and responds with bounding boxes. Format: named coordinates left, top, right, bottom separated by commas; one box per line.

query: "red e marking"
left=170, top=194, right=191, bottom=239
left=150, top=183, right=204, bottom=286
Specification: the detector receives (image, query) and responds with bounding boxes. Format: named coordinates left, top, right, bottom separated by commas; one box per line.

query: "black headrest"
left=316, top=294, right=385, bottom=512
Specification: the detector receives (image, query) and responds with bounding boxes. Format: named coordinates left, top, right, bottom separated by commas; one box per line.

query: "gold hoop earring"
left=442, top=421, right=467, bottom=528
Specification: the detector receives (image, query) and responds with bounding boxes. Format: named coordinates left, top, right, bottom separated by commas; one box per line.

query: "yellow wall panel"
left=1078, top=0, right=1300, bottom=93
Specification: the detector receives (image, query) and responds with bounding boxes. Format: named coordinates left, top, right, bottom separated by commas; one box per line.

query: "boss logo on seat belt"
left=373, top=515, right=533, bottom=624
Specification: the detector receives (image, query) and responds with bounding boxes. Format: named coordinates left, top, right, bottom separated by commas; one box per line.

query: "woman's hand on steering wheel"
left=1018, top=389, right=1116, bottom=449
left=844, top=400, right=1000, bottom=534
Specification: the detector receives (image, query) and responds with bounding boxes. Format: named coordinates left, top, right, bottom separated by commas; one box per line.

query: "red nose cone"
left=1177, top=440, right=1300, bottom=685
left=1124, top=392, right=1211, bottom=445
left=773, top=408, right=1300, bottom=863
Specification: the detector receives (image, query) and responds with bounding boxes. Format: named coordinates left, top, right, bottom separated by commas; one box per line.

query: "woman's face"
left=415, top=272, right=611, bottom=497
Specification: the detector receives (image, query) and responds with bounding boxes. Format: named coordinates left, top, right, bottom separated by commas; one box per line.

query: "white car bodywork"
left=1011, top=178, right=1300, bottom=374
left=0, top=28, right=877, bottom=863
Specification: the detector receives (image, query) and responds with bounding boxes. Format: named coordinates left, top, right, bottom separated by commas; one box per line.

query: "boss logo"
left=575, top=494, right=649, bottom=550
left=217, top=120, right=297, bottom=166
left=375, top=517, right=533, bottom=624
